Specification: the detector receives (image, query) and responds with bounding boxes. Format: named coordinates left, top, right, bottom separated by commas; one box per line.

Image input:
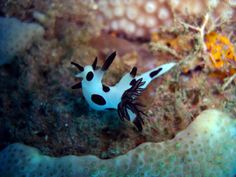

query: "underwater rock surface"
left=0, top=109, right=235, bottom=177
left=0, top=17, right=44, bottom=65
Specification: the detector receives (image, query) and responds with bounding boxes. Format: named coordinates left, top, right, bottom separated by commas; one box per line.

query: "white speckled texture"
left=95, top=0, right=235, bottom=38
left=0, top=109, right=235, bottom=177
left=96, top=0, right=172, bottom=37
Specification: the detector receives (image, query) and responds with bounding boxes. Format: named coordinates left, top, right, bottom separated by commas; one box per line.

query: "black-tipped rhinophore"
left=71, top=62, right=84, bottom=72
left=92, top=57, right=97, bottom=70
left=71, top=82, right=82, bottom=89
left=101, top=51, right=116, bottom=71
left=130, top=67, right=137, bottom=77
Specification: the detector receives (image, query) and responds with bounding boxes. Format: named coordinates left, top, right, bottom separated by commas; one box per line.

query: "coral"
left=0, top=109, right=236, bottom=177
left=0, top=17, right=44, bottom=65
left=95, top=0, right=172, bottom=38
left=92, top=0, right=235, bottom=40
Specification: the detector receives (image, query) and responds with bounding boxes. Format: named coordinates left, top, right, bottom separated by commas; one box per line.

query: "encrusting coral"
left=94, top=0, right=235, bottom=40
left=0, top=17, right=44, bottom=65
left=0, top=109, right=235, bottom=177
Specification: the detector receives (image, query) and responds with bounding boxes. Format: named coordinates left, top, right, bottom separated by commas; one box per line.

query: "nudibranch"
left=71, top=52, right=176, bottom=131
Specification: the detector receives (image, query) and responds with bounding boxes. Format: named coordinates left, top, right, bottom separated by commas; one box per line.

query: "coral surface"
left=0, top=17, right=44, bottom=65
left=0, top=109, right=235, bottom=177
left=95, top=0, right=236, bottom=39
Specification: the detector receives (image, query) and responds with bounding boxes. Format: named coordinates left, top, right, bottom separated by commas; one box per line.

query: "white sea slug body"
left=71, top=52, right=176, bottom=130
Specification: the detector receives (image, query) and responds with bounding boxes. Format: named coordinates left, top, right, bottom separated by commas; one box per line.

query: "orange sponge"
left=205, top=32, right=236, bottom=71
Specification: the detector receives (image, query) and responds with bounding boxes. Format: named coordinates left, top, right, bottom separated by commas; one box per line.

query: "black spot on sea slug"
left=91, top=94, right=106, bottom=105
left=102, top=85, right=110, bottom=92
left=149, top=68, right=162, bottom=78
left=86, top=71, right=94, bottom=81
